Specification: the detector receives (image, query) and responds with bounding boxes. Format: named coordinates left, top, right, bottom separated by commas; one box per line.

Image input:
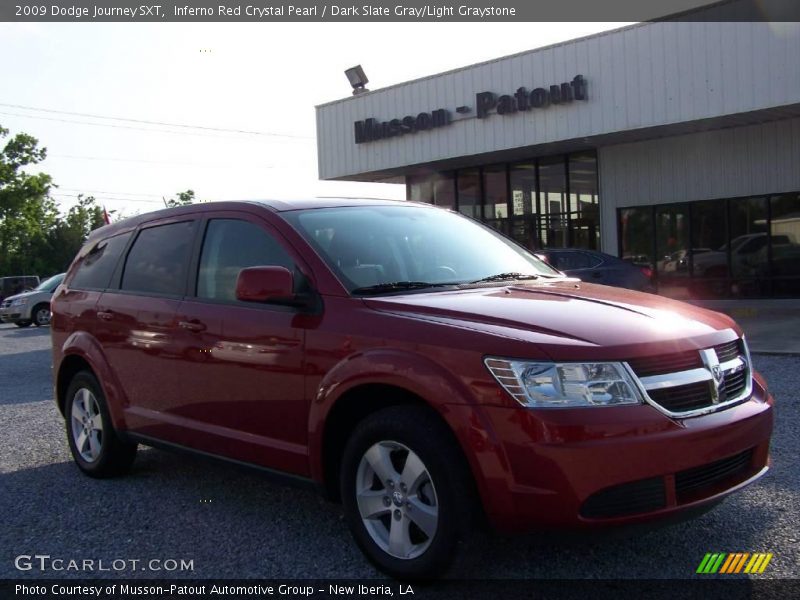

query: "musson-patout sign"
left=353, top=74, right=587, bottom=144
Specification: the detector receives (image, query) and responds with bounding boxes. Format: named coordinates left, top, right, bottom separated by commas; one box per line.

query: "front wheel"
left=65, top=371, right=137, bottom=478
left=340, top=406, right=479, bottom=580
left=32, top=303, right=51, bottom=327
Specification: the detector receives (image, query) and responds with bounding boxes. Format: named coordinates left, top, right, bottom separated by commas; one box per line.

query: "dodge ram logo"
left=700, top=349, right=727, bottom=404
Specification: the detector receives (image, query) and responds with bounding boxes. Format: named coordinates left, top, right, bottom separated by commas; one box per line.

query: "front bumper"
left=0, top=308, right=27, bottom=323
left=466, top=377, right=773, bottom=531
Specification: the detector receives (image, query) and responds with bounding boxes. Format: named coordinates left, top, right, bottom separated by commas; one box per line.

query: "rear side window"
left=197, top=219, right=294, bottom=302
left=70, top=232, right=132, bottom=291
left=121, top=221, right=195, bottom=296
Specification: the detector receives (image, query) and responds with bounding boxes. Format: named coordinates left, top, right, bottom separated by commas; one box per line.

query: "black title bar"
left=2, top=0, right=800, bottom=22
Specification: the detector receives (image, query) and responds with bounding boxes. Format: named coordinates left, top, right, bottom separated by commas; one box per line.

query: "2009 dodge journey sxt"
left=51, top=199, right=773, bottom=579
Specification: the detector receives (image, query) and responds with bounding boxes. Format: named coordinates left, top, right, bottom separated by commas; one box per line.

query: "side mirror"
left=235, top=266, right=294, bottom=303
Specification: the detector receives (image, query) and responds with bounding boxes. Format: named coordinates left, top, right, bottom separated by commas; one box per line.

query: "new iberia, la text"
left=15, top=583, right=415, bottom=596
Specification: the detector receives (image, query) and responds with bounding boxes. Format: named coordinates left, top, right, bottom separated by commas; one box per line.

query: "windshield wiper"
left=351, top=281, right=453, bottom=295
left=469, top=272, right=541, bottom=284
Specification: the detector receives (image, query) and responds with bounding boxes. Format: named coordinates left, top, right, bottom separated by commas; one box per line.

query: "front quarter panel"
left=307, top=345, right=517, bottom=519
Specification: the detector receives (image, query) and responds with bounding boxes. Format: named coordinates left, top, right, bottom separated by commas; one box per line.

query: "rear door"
left=168, top=213, right=310, bottom=475
left=95, top=218, right=198, bottom=437
left=52, top=231, right=133, bottom=356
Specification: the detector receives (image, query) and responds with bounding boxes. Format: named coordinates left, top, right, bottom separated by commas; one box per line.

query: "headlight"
left=10, top=298, right=28, bottom=307
left=485, top=358, right=643, bottom=408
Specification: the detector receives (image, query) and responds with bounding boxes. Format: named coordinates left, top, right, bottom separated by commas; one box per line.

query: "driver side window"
left=197, top=219, right=295, bottom=302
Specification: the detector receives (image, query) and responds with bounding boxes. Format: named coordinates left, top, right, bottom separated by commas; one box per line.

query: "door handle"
left=97, top=310, right=114, bottom=321
left=178, top=319, right=207, bottom=333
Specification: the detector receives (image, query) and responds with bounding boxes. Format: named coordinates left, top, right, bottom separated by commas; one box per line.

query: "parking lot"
left=1, top=322, right=798, bottom=580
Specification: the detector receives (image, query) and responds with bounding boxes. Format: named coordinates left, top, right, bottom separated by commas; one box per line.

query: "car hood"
left=363, top=280, right=739, bottom=355
left=3, top=290, right=39, bottom=302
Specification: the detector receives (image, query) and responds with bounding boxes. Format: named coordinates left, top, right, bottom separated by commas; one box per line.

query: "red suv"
left=51, top=199, right=773, bottom=579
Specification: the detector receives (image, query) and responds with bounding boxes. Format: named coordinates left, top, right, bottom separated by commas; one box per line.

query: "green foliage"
left=165, top=189, right=195, bottom=208
left=1, top=125, right=125, bottom=277
left=0, top=125, right=57, bottom=275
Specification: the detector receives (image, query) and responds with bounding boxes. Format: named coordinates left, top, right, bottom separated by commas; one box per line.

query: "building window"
left=770, top=192, right=800, bottom=297
left=619, top=207, right=654, bottom=268
left=456, top=169, right=480, bottom=219
left=483, top=164, right=508, bottom=220
left=404, top=150, right=599, bottom=252
left=728, top=196, right=769, bottom=298
left=538, top=156, right=568, bottom=248
left=569, top=152, right=599, bottom=250
left=618, top=191, right=800, bottom=299
left=509, top=161, right=536, bottom=216
left=690, top=199, right=728, bottom=298
left=407, top=174, right=433, bottom=203
left=433, top=172, right=455, bottom=209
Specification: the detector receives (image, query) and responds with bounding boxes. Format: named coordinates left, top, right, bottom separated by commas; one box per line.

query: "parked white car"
left=0, top=273, right=65, bottom=327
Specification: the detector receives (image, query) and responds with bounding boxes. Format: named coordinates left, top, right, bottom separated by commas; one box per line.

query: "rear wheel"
left=32, top=303, right=51, bottom=327
left=65, top=371, right=137, bottom=478
left=340, top=406, right=479, bottom=580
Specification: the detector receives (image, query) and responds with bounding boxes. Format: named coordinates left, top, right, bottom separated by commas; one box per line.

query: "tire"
left=14, top=321, right=31, bottom=328
left=64, top=371, right=137, bottom=478
left=340, top=405, right=479, bottom=580
left=31, top=303, right=51, bottom=327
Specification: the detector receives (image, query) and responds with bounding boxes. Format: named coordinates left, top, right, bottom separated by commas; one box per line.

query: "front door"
left=169, top=215, right=309, bottom=476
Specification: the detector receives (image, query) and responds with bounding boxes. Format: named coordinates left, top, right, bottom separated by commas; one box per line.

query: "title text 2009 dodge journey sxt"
left=51, top=199, right=773, bottom=579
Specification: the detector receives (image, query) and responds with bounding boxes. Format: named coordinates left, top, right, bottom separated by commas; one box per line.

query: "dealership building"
left=315, top=20, right=800, bottom=299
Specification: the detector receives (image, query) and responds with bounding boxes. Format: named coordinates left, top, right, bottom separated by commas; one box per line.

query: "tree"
left=165, top=189, right=196, bottom=208
left=0, top=125, right=57, bottom=275
left=46, top=194, right=106, bottom=272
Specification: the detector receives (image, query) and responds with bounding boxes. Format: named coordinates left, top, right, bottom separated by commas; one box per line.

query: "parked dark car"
left=0, top=275, right=40, bottom=304
left=51, top=200, right=772, bottom=579
left=537, top=248, right=654, bottom=292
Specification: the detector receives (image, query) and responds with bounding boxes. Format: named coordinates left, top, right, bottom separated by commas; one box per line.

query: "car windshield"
left=34, top=273, right=65, bottom=292
left=284, top=205, right=561, bottom=294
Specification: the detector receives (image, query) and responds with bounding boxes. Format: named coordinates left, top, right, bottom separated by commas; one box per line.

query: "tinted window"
left=70, top=232, right=131, bottom=291
left=121, top=222, right=195, bottom=296
left=197, top=219, right=294, bottom=302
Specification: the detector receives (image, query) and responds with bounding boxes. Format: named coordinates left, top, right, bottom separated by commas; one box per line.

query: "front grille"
left=628, top=351, right=701, bottom=378
left=648, top=381, right=711, bottom=412
left=724, top=369, right=748, bottom=398
left=630, top=338, right=751, bottom=416
left=580, top=477, right=666, bottom=519
left=714, top=340, right=741, bottom=363
left=675, top=449, right=755, bottom=502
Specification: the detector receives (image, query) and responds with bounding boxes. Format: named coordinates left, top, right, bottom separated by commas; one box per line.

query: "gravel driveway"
left=1, top=323, right=797, bottom=580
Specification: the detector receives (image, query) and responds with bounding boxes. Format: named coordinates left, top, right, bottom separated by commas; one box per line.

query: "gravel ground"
left=0, top=322, right=797, bottom=580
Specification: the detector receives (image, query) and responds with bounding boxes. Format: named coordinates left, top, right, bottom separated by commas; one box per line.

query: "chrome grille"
left=627, top=337, right=752, bottom=417
left=648, top=381, right=712, bottom=412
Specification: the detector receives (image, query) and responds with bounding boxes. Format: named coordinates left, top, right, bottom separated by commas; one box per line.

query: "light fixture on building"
left=345, top=65, right=369, bottom=95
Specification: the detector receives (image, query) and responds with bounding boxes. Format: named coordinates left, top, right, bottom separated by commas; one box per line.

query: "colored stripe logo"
left=696, top=552, right=773, bottom=574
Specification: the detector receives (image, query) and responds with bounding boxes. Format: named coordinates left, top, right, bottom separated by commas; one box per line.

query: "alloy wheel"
left=355, top=441, right=439, bottom=560
left=70, top=388, right=103, bottom=462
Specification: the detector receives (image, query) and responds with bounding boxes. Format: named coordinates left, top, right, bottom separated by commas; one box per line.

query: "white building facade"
left=316, top=21, right=800, bottom=299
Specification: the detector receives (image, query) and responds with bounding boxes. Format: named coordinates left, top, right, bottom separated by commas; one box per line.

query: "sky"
left=0, top=21, right=629, bottom=218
